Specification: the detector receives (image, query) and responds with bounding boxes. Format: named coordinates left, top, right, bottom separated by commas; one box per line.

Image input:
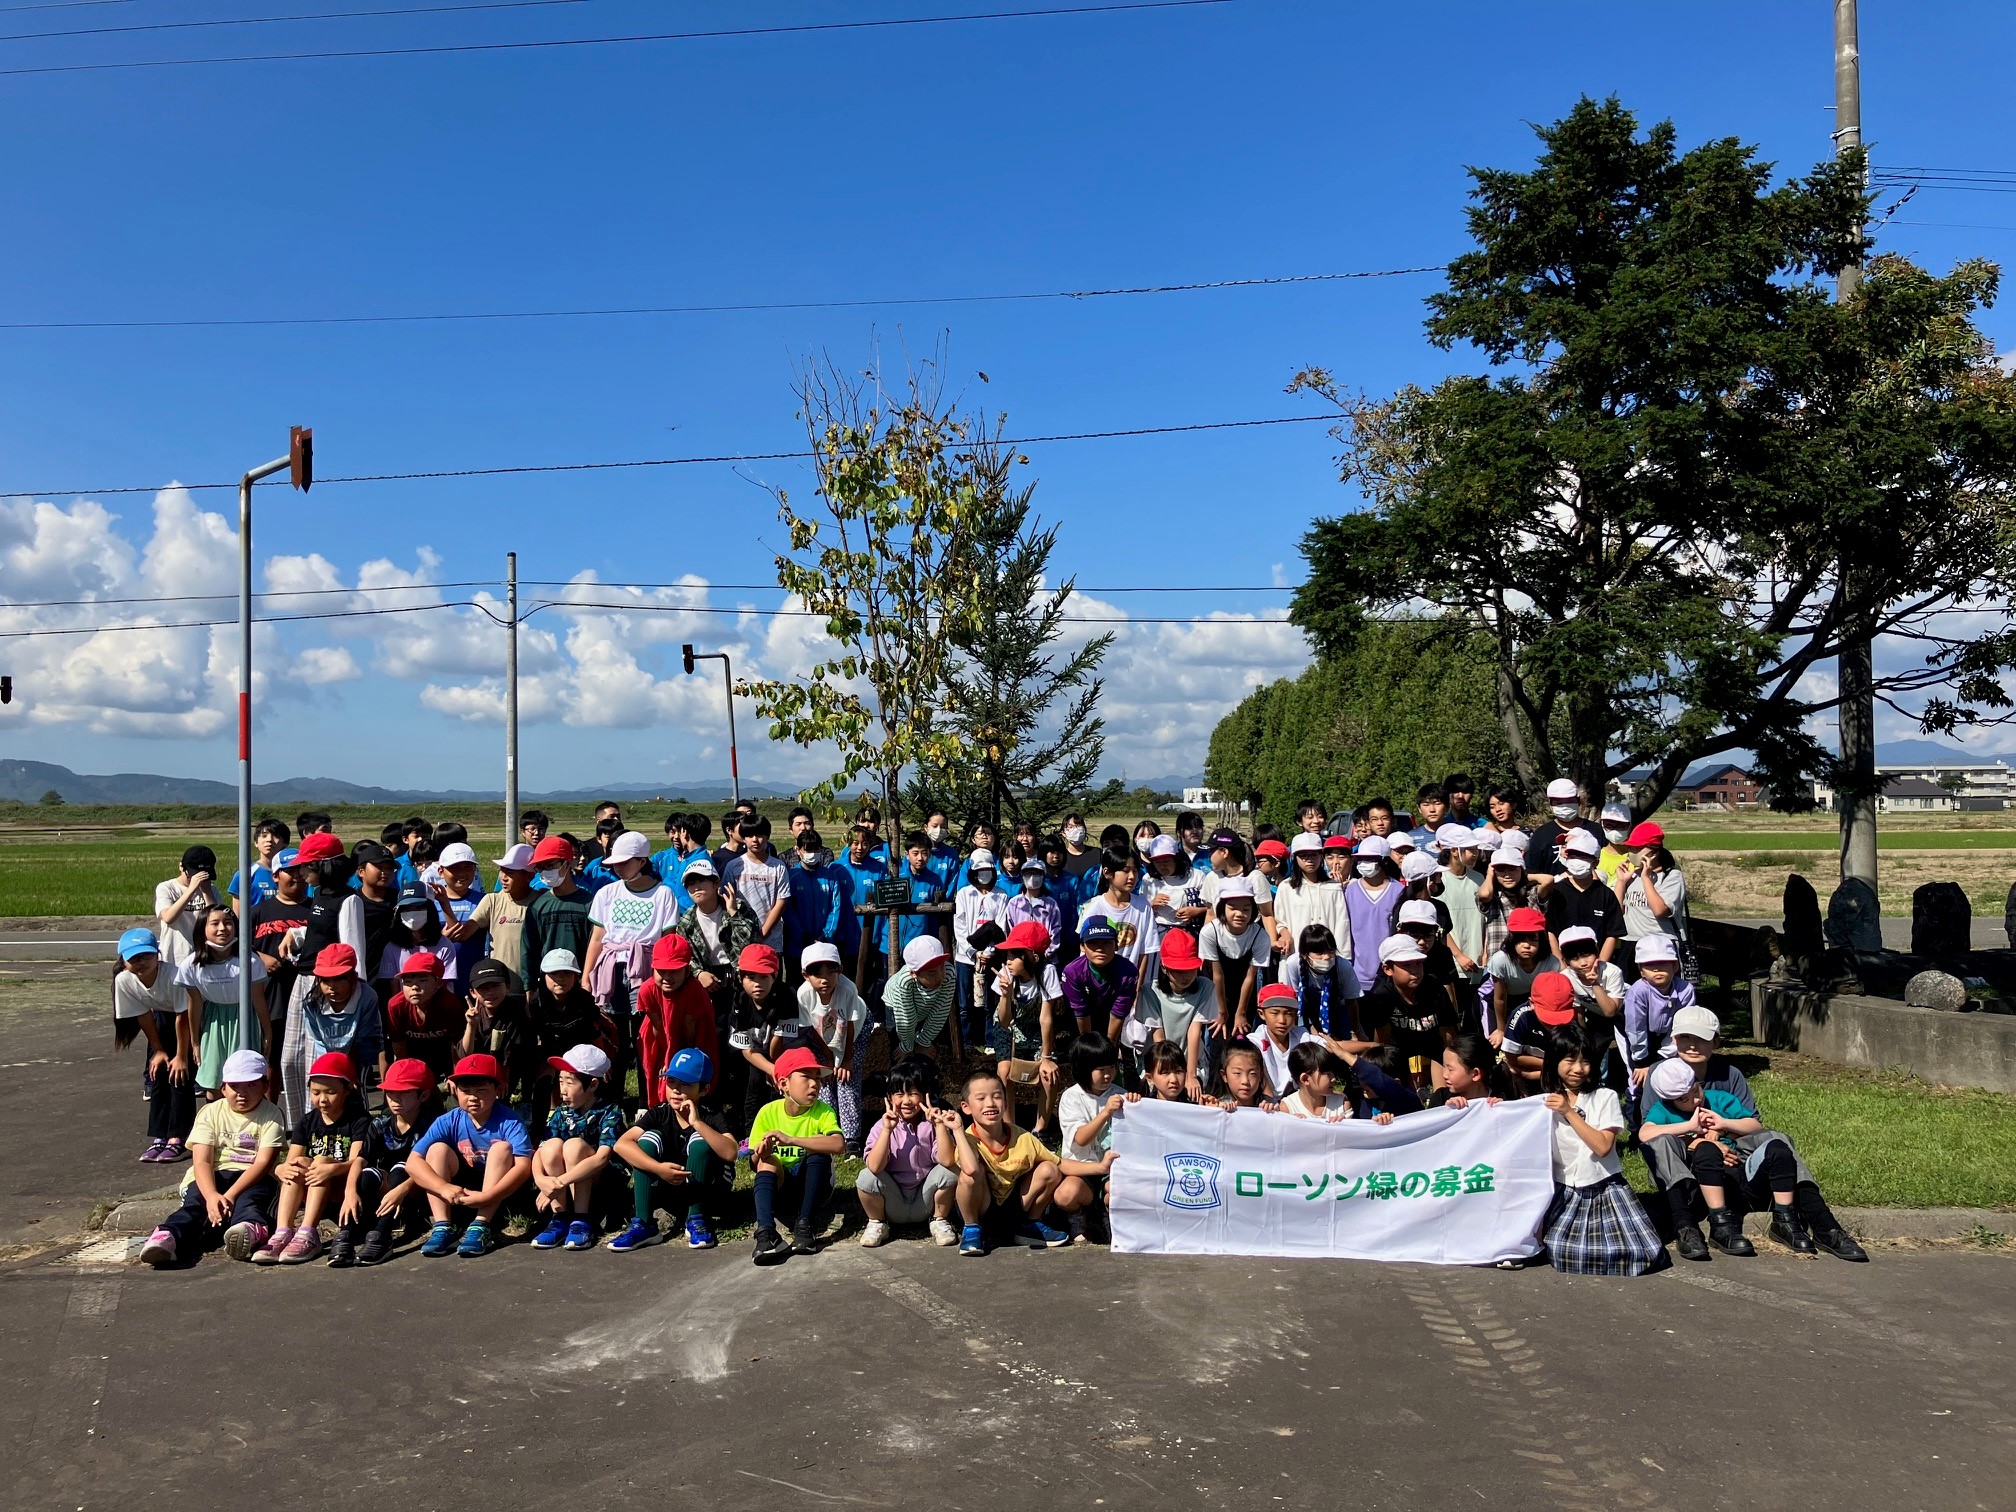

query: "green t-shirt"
left=748, top=1096, right=841, bottom=1169
left=1646, top=1087, right=1751, bottom=1149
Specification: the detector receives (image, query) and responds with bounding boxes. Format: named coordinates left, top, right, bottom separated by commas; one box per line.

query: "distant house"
left=1878, top=776, right=1958, bottom=813
left=1614, top=762, right=1766, bottom=811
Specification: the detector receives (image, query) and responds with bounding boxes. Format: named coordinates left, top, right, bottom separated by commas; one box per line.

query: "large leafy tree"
left=1291, top=97, right=2016, bottom=815
left=907, top=441, right=1122, bottom=835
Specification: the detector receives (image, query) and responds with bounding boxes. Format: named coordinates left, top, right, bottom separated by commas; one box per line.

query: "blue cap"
left=1080, top=916, right=1118, bottom=944
left=663, top=1047, right=714, bottom=1085
left=273, top=847, right=302, bottom=870
left=117, top=927, right=160, bottom=960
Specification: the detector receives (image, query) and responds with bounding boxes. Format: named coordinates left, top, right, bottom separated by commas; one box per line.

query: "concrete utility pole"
left=682, top=643, right=741, bottom=805
left=504, top=551, right=520, bottom=845
left=1833, top=0, right=1880, bottom=893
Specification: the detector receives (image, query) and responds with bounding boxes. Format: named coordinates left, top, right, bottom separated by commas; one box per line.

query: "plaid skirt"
left=1542, top=1175, right=1663, bottom=1276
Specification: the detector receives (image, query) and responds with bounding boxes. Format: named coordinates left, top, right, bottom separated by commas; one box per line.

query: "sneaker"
left=563, top=1219, right=594, bottom=1251
left=420, top=1220, right=459, bottom=1258
left=162, top=1140, right=188, bottom=1162
left=959, top=1224, right=987, bottom=1257
left=752, top=1227, right=790, bottom=1266
left=252, top=1225, right=294, bottom=1265
left=280, top=1227, right=324, bottom=1264
left=790, top=1222, right=821, bottom=1255
left=223, top=1221, right=270, bottom=1262
left=140, top=1227, right=176, bottom=1267
left=356, top=1230, right=393, bottom=1265
left=929, top=1217, right=959, bottom=1248
left=456, top=1220, right=495, bottom=1258
left=1814, top=1226, right=1870, bottom=1263
left=684, top=1215, right=716, bottom=1250
left=858, top=1219, right=892, bottom=1248
left=1674, top=1222, right=1711, bottom=1262
left=139, top=1139, right=170, bottom=1163
left=328, top=1233, right=357, bottom=1268
left=1015, top=1219, right=1071, bottom=1249
left=530, top=1216, right=568, bottom=1250
left=1708, top=1213, right=1755, bottom=1257
left=605, top=1219, right=659, bottom=1253
left=1769, top=1208, right=1816, bottom=1255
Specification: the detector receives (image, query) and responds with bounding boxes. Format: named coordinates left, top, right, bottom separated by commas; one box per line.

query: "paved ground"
left=5, top=958, right=2014, bottom=1511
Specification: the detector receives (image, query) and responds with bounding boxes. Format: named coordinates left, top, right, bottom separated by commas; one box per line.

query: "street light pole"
left=504, top=551, right=520, bottom=845
left=682, top=643, right=740, bottom=805
left=235, top=426, right=312, bottom=1052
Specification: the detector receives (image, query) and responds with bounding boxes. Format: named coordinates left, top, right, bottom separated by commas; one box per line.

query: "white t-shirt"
left=992, top=961, right=1065, bottom=1005
left=1277, top=1090, right=1351, bottom=1121
left=1200, top=870, right=1273, bottom=909
left=1486, top=950, right=1562, bottom=1004
left=1551, top=1087, right=1626, bottom=1186
left=1078, top=893, right=1154, bottom=966
left=1567, top=960, right=1626, bottom=1006
left=1245, top=1024, right=1316, bottom=1099
left=795, top=977, right=868, bottom=1058
left=952, top=885, right=1012, bottom=965
left=115, top=966, right=182, bottom=1020
left=1057, top=1083, right=1117, bottom=1163
left=152, top=877, right=222, bottom=968
left=1270, top=877, right=1354, bottom=963
left=174, top=954, right=267, bottom=1004
left=588, top=882, right=681, bottom=947
left=1198, top=917, right=1273, bottom=969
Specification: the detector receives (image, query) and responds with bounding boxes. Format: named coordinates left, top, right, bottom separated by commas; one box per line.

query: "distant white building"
left=1812, top=761, right=2013, bottom=811
left=1182, top=787, right=1221, bottom=809
left=1876, top=776, right=1959, bottom=813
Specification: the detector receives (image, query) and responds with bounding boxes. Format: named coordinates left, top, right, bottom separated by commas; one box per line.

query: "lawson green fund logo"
left=1162, top=1152, right=1222, bottom=1211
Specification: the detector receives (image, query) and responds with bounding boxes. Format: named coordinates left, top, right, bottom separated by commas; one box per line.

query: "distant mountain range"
left=1872, top=739, right=2016, bottom=768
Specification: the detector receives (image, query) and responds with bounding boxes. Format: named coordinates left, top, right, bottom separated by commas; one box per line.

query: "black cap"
left=469, top=958, right=512, bottom=989
left=352, top=840, right=394, bottom=866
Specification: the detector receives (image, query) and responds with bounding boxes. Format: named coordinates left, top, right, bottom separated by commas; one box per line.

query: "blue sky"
left=3, top=0, right=2012, bottom=793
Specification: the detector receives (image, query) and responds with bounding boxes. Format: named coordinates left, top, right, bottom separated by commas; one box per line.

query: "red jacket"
left=635, top=973, right=718, bottom=1106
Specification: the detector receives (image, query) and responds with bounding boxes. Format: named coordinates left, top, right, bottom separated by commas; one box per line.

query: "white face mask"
left=1023, top=876, right=1043, bottom=893
left=1604, top=828, right=1630, bottom=845
left=398, top=908, right=432, bottom=929
left=1305, top=953, right=1336, bottom=976
left=1064, top=826, right=1086, bottom=845
left=537, top=865, right=567, bottom=888
left=1356, top=860, right=1383, bottom=879
left=1564, top=858, right=1594, bottom=879
left=926, top=825, right=944, bottom=844
left=1551, top=802, right=1580, bottom=821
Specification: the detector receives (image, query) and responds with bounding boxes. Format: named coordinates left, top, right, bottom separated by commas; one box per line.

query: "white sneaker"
left=858, top=1219, right=892, bottom=1248
left=929, top=1217, right=959, bottom=1248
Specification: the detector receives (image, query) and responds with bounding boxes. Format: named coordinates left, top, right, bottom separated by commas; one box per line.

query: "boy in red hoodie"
left=634, top=933, right=718, bottom=1106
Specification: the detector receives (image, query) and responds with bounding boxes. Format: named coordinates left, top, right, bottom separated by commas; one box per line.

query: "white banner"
left=1110, top=1098, right=1555, bottom=1265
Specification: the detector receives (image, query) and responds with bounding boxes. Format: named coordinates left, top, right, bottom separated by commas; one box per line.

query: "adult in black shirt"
left=1544, top=842, right=1624, bottom=961
left=1525, top=779, right=1604, bottom=881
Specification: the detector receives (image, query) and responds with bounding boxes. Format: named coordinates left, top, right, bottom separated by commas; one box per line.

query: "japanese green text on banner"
left=1110, top=1098, right=1554, bottom=1265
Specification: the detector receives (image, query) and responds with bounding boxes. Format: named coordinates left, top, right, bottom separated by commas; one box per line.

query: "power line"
left=522, top=580, right=1297, bottom=594
left=0, top=0, right=138, bottom=12
left=0, top=580, right=499, bottom=611
left=2, top=413, right=1336, bottom=498
left=0, top=0, right=596, bottom=44
left=0, top=0, right=1227, bottom=76
left=0, top=266, right=1439, bottom=333
left=0, top=599, right=488, bottom=639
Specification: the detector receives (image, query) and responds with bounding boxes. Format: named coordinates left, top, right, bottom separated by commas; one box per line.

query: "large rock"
left=1911, top=881, right=1972, bottom=960
left=1904, top=970, right=1970, bottom=1012
left=1825, top=877, right=1883, bottom=953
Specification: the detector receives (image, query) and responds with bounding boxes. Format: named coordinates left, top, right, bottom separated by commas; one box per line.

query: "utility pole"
left=682, top=644, right=741, bottom=805
left=1834, top=0, right=1879, bottom=894
left=504, top=551, right=520, bottom=845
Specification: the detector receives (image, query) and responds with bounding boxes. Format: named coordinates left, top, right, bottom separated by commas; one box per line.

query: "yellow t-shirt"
left=968, top=1122, right=1059, bottom=1201
left=1596, top=845, right=1630, bottom=887
left=181, top=1098, right=287, bottom=1192
left=748, top=1096, right=842, bottom=1170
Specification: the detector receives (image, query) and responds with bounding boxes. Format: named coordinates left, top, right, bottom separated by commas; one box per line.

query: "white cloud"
left=292, top=645, right=360, bottom=684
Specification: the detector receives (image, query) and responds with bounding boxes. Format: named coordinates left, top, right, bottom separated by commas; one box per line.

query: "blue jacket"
left=783, top=859, right=861, bottom=963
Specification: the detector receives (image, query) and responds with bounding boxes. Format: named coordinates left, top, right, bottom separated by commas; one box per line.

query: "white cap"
left=608, top=831, right=652, bottom=864
left=1397, top=898, right=1440, bottom=928
left=1377, top=934, right=1427, bottom=965
left=1648, top=1058, right=1696, bottom=1100
left=552, top=1043, right=612, bottom=1080
left=968, top=848, right=999, bottom=875
left=1435, top=823, right=1476, bottom=851
left=902, top=935, right=948, bottom=970
left=1401, top=851, right=1440, bottom=881
left=1493, top=846, right=1528, bottom=870
left=1019, top=856, right=1049, bottom=875
left=1387, top=830, right=1417, bottom=852
left=1546, top=778, right=1580, bottom=801
left=1471, top=829, right=1502, bottom=853
left=1355, top=835, right=1391, bottom=859
left=1148, top=835, right=1181, bottom=859
left=1600, top=803, right=1632, bottom=826
left=1562, top=829, right=1602, bottom=858
left=681, top=857, right=718, bottom=881
left=1557, top=925, right=1598, bottom=950
left=494, top=843, right=535, bottom=871
left=221, top=1049, right=268, bottom=1083
left=540, top=948, right=582, bottom=975
left=1672, top=1005, right=1722, bottom=1041
left=438, top=842, right=478, bottom=869
left=1634, top=933, right=1679, bottom=965
left=1288, top=832, right=1324, bottom=854
left=800, top=942, right=843, bottom=970
left=1216, top=875, right=1255, bottom=900
left=1497, top=827, right=1530, bottom=852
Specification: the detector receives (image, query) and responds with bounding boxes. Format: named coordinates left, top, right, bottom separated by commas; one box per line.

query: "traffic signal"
left=0, top=675, right=11, bottom=704
left=290, top=426, right=313, bottom=492
left=682, top=644, right=696, bottom=674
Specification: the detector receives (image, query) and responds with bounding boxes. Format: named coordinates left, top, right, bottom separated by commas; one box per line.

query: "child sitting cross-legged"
left=408, top=1053, right=535, bottom=1258
left=855, top=1055, right=960, bottom=1249
left=141, top=1049, right=287, bottom=1267
left=256, top=1051, right=370, bottom=1266
left=608, top=1048, right=740, bottom=1252
left=950, top=1068, right=1071, bottom=1256
left=529, top=1043, right=625, bottom=1252
left=749, top=1046, right=846, bottom=1266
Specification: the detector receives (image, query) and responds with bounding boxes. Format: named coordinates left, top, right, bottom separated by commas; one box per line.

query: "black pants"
left=145, top=1015, right=199, bottom=1142
left=1674, top=1139, right=1841, bottom=1233
left=341, top=1165, right=413, bottom=1244
left=161, top=1176, right=277, bottom=1254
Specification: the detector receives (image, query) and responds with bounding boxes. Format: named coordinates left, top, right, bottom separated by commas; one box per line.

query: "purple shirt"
left=1344, top=880, right=1404, bottom=991
left=879, top=1115, right=941, bottom=1187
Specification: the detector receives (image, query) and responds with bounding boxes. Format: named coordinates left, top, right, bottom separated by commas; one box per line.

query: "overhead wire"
left=0, top=0, right=599, bottom=44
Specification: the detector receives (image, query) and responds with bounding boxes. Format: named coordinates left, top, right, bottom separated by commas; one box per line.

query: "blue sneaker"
left=530, top=1216, right=568, bottom=1249
left=1015, top=1220, right=1071, bottom=1249
left=605, top=1219, right=659, bottom=1252
left=420, top=1220, right=459, bottom=1258
left=456, top=1220, right=495, bottom=1258
left=563, top=1219, right=594, bottom=1251
left=684, top=1215, right=717, bottom=1249
left=959, top=1224, right=987, bottom=1257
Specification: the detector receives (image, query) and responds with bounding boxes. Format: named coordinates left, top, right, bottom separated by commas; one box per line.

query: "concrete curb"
left=1831, top=1206, right=2016, bottom=1241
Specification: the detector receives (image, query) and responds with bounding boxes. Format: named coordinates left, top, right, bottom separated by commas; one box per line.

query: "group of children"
left=114, top=785, right=1868, bottom=1274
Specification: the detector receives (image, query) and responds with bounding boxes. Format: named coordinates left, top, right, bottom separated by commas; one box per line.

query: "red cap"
left=651, top=934, right=693, bottom=971
left=1506, top=906, right=1549, bottom=934
left=1002, top=920, right=1052, bottom=956
left=1254, top=838, right=1289, bottom=860
left=773, top=1046, right=825, bottom=1082
left=380, top=1057, right=437, bottom=1094
left=1529, top=972, right=1577, bottom=1025
left=737, top=943, right=780, bottom=976
left=1257, top=982, right=1297, bottom=1009
left=307, top=1050, right=356, bottom=1084
left=312, top=942, right=357, bottom=978
left=532, top=835, right=575, bottom=866
left=1321, top=834, right=1355, bottom=851
left=294, top=832, right=345, bottom=865
left=398, top=951, right=442, bottom=977
left=1625, top=821, right=1665, bottom=847
left=451, top=1053, right=503, bottom=1083
left=1159, top=928, right=1201, bottom=971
